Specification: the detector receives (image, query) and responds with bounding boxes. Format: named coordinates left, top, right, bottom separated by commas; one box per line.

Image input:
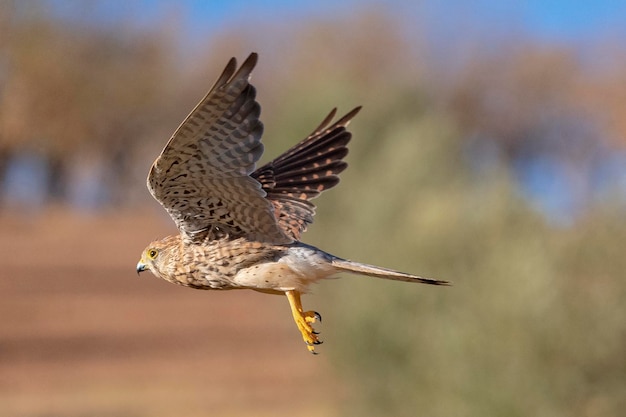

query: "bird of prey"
left=136, top=53, right=448, bottom=353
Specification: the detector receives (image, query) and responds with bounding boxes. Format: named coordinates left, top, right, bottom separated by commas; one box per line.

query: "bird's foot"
left=286, top=290, right=322, bottom=354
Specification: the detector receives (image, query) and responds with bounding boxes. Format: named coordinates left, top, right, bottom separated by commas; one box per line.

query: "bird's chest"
left=169, top=239, right=285, bottom=290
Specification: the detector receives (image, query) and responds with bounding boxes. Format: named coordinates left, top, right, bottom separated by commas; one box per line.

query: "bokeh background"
left=1, top=1, right=625, bottom=416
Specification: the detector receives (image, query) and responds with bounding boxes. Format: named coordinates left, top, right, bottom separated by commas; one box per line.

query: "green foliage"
left=290, top=92, right=625, bottom=417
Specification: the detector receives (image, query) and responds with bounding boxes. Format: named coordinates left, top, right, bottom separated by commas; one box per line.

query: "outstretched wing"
left=251, top=107, right=361, bottom=240
left=147, top=53, right=292, bottom=244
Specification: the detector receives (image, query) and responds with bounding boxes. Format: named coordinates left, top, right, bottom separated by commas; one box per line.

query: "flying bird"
left=136, top=53, right=449, bottom=353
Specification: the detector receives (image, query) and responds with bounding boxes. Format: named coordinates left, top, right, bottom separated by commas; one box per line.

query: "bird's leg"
left=285, top=290, right=322, bottom=354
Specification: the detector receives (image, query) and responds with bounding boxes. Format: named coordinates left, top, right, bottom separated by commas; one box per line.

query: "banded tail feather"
left=331, top=258, right=450, bottom=286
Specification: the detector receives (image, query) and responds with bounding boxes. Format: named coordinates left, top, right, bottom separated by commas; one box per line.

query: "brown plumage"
left=137, top=53, right=448, bottom=353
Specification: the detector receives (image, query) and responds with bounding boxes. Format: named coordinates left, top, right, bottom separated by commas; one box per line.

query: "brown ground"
left=0, top=209, right=337, bottom=417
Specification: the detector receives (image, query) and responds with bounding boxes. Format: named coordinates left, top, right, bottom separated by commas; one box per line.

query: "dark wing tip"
left=311, top=108, right=338, bottom=134
left=310, top=106, right=361, bottom=136
left=232, top=52, right=259, bottom=81
left=422, top=278, right=452, bottom=286
left=247, top=52, right=259, bottom=65
left=210, top=57, right=238, bottom=91
left=336, top=106, right=362, bottom=127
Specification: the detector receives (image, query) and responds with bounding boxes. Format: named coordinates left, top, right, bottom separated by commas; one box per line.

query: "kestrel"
left=136, top=53, right=449, bottom=353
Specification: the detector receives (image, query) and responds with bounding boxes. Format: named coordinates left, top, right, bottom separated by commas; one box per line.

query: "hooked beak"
left=136, top=260, right=147, bottom=275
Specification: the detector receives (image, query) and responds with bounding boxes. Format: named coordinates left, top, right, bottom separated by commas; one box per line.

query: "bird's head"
left=136, top=236, right=179, bottom=279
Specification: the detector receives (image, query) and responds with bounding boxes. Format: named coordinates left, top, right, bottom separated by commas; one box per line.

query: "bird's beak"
left=136, top=260, right=147, bottom=275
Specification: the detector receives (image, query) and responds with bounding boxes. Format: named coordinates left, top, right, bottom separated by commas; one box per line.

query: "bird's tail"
left=331, top=258, right=450, bottom=286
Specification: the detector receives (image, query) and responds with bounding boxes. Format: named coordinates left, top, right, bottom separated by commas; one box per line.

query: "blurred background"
left=1, top=1, right=625, bottom=416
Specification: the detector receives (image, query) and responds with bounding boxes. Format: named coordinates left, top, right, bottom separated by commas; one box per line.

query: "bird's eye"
left=148, top=249, right=158, bottom=259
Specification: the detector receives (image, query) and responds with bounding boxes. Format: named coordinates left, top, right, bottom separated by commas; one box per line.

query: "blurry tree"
left=315, top=80, right=626, bottom=417
left=578, top=44, right=626, bottom=147
left=438, top=44, right=625, bottom=219
left=0, top=2, right=175, bottom=207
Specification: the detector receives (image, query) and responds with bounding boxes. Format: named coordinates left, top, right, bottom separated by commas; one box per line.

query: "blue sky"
left=183, top=0, right=625, bottom=41
left=520, top=0, right=626, bottom=40
left=49, top=0, right=626, bottom=47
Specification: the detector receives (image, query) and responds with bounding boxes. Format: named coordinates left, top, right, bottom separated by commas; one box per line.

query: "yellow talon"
left=286, top=290, right=322, bottom=353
